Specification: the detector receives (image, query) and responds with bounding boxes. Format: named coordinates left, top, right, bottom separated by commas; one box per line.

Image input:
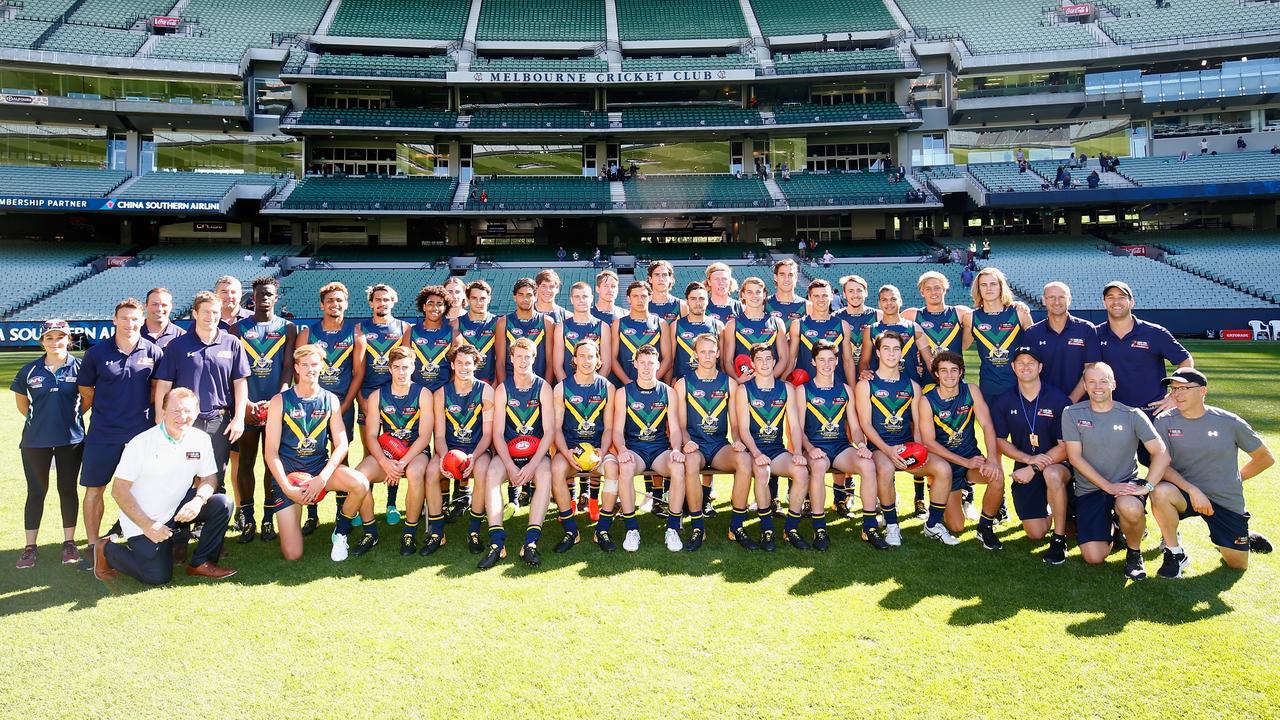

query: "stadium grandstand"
left=0, top=0, right=1276, bottom=344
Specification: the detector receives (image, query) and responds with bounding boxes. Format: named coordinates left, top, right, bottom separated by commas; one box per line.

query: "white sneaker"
left=885, top=524, right=902, bottom=547
left=331, top=533, right=349, bottom=562
left=639, top=497, right=654, bottom=514
left=923, top=523, right=960, bottom=546
left=962, top=501, right=980, bottom=523
left=623, top=529, right=641, bottom=552
left=664, top=528, right=683, bottom=552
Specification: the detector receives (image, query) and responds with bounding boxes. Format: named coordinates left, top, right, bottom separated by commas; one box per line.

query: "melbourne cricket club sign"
left=447, top=69, right=756, bottom=85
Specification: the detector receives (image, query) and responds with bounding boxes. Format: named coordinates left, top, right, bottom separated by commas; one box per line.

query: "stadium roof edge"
left=952, top=33, right=1280, bottom=73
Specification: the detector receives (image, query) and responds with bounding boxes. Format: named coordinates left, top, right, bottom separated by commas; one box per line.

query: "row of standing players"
left=14, top=260, right=1273, bottom=580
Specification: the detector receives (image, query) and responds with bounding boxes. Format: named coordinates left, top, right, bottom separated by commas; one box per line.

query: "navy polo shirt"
left=141, top=321, right=185, bottom=349
left=11, top=355, right=84, bottom=448
left=154, top=328, right=250, bottom=417
left=991, top=382, right=1071, bottom=457
left=1095, top=317, right=1191, bottom=409
left=218, top=307, right=253, bottom=332
left=1023, top=315, right=1102, bottom=396
left=78, top=335, right=163, bottom=444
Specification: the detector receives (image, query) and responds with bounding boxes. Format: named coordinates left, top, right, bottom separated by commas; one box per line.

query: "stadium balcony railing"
left=466, top=107, right=610, bottom=130
left=294, top=107, right=459, bottom=129
left=471, top=56, right=609, bottom=73
left=620, top=105, right=763, bottom=129
left=308, top=54, right=456, bottom=79
left=620, top=54, right=758, bottom=72
left=622, top=174, right=774, bottom=210
left=282, top=175, right=459, bottom=211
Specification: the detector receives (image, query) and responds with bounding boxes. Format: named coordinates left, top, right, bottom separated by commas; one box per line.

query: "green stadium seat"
left=296, top=107, right=459, bottom=129
left=313, top=54, right=455, bottom=78
left=466, top=176, right=611, bottom=211
left=616, top=0, right=748, bottom=40
left=773, top=102, right=909, bottom=124
left=749, top=0, right=896, bottom=36
left=773, top=49, right=904, bottom=74
left=328, top=0, right=469, bottom=40
left=621, top=106, right=762, bottom=128
left=283, top=176, right=459, bottom=211
left=476, top=0, right=605, bottom=42
left=620, top=54, right=758, bottom=72
left=468, top=108, right=608, bottom=130
left=624, top=175, right=773, bottom=210
left=779, top=171, right=925, bottom=206
left=0, top=166, right=131, bottom=197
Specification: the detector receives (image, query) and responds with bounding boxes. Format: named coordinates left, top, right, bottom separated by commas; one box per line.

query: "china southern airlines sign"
left=447, top=69, right=756, bottom=85
left=0, top=196, right=222, bottom=212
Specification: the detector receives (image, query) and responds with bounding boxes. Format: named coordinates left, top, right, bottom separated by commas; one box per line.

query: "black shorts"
left=1075, top=480, right=1145, bottom=543
left=946, top=457, right=981, bottom=492
left=1008, top=462, right=1066, bottom=521
left=80, top=441, right=126, bottom=488
left=1178, top=488, right=1250, bottom=552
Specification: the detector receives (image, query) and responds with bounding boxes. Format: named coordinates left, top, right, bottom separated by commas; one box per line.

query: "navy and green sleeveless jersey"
left=922, top=383, right=979, bottom=458
left=615, top=314, right=662, bottom=380
left=537, top=303, right=568, bottom=325
left=306, top=319, right=358, bottom=398
left=443, top=379, right=486, bottom=454
left=794, top=314, right=846, bottom=380
left=839, top=307, right=878, bottom=368
left=971, top=305, right=1022, bottom=399
left=234, top=315, right=290, bottom=403
left=869, top=318, right=924, bottom=384
left=672, top=315, right=725, bottom=380
left=502, top=375, right=547, bottom=444
left=376, top=382, right=427, bottom=448
left=408, top=322, right=452, bottom=391
left=916, top=306, right=964, bottom=355
left=803, top=380, right=852, bottom=454
left=649, top=298, right=681, bottom=323
left=683, top=371, right=732, bottom=450
left=743, top=377, right=788, bottom=454
left=866, top=373, right=915, bottom=446
left=560, top=316, right=606, bottom=379
left=766, top=295, right=807, bottom=324
left=706, top=298, right=742, bottom=325
left=360, top=319, right=409, bottom=395
left=456, top=313, right=498, bottom=384
left=560, top=374, right=610, bottom=448
left=278, top=387, right=336, bottom=474
left=623, top=381, right=672, bottom=450
left=731, top=311, right=786, bottom=362
left=590, top=304, right=625, bottom=325
left=503, top=311, right=548, bottom=379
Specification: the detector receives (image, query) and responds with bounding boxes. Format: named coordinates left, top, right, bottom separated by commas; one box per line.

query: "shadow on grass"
left=1, top=506, right=1243, bottom=637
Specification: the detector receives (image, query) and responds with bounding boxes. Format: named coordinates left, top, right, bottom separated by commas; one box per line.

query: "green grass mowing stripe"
left=0, top=343, right=1277, bottom=716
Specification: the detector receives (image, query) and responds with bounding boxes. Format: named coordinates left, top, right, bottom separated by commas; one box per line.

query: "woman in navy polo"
left=10, top=320, right=85, bottom=569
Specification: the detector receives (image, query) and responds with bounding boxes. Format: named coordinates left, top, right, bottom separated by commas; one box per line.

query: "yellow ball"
left=574, top=443, right=601, bottom=471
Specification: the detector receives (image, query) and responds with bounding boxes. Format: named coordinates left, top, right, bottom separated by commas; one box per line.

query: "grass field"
left=1, top=341, right=1277, bottom=717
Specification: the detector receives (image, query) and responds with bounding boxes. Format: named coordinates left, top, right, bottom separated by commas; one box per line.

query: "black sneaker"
left=1124, top=549, right=1147, bottom=580
left=686, top=528, right=705, bottom=552
left=300, top=516, right=318, bottom=537
left=784, top=529, right=810, bottom=550
left=446, top=494, right=471, bottom=522
left=914, top=499, right=928, bottom=519
left=233, top=508, right=246, bottom=533
left=1249, top=532, right=1273, bottom=554
left=237, top=521, right=256, bottom=544
left=351, top=532, right=380, bottom=557
left=400, top=533, right=417, bottom=556
left=477, top=543, right=506, bottom=569
left=259, top=520, right=277, bottom=543
left=812, top=529, right=830, bottom=552
left=1110, top=526, right=1126, bottom=554
left=467, top=532, right=483, bottom=554
left=594, top=530, right=617, bottom=553
left=702, top=501, right=717, bottom=518
left=759, top=529, right=777, bottom=552
left=419, top=532, right=445, bottom=557
left=995, top=502, right=1010, bottom=525
left=1043, top=536, right=1067, bottom=565
left=862, top=527, right=891, bottom=550
left=1157, top=548, right=1190, bottom=578
left=519, top=542, right=541, bottom=566
left=652, top=500, right=669, bottom=520
left=977, top=525, right=1003, bottom=551
left=731, top=527, right=758, bottom=551
left=553, top=532, right=580, bottom=553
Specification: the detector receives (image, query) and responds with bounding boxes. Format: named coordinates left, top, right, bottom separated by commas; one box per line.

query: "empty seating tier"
left=616, top=0, right=748, bottom=40
left=0, top=166, right=131, bottom=197
left=773, top=102, right=909, bottom=124
left=476, top=0, right=606, bottom=42
left=472, top=56, right=608, bottom=73
left=773, top=49, right=904, bottom=74
left=780, top=171, right=923, bottom=206
left=296, top=107, right=459, bottom=129
left=312, top=54, right=456, bottom=78
left=624, top=174, right=773, bottom=210
left=468, top=108, right=609, bottom=129
left=149, top=0, right=328, bottom=63
left=621, top=54, right=757, bottom=71
left=622, top=106, right=761, bottom=128
left=117, top=172, right=282, bottom=200
left=748, top=0, right=896, bottom=37
left=282, top=176, right=459, bottom=211
left=327, top=0, right=470, bottom=40
left=466, top=176, right=612, bottom=211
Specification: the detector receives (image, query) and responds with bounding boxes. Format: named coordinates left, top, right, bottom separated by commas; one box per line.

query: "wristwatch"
left=1143, top=481, right=1155, bottom=492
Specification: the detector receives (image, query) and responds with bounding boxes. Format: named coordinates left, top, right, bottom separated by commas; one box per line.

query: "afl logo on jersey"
left=751, top=398, right=765, bottom=408
left=623, top=327, right=636, bottom=336
left=289, top=407, right=304, bottom=419
left=874, top=389, right=889, bottom=398
left=804, top=329, right=818, bottom=337
left=507, top=399, right=520, bottom=407
left=977, top=323, right=991, bottom=332
left=244, top=329, right=259, bottom=339
left=569, top=395, right=583, bottom=404
left=463, top=329, right=475, bottom=338
left=939, top=410, right=951, bottom=419
left=812, top=397, right=825, bottom=406
left=692, top=389, right=705, bottom=398
left=630, top=401, right=644, bottom=410
left=447, top=404, right=461, bottom=413
left=921, top=322, right=934, bottom=330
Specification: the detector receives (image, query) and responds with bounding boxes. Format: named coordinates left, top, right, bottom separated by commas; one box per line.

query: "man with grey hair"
left=1063, top=362, right=1170, bottom=580
left=214, top=275, right=252, bottom=331
left=1023, top=281, right=1100, bottom=402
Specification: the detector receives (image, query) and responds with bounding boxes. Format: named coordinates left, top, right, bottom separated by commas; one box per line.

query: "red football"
left=896, top=441, right=929, bottom=469
left=507, top=435, right=539, bottom=460
left=442, top=449, right=472, bottom=481
left=246, top=403, right=269, bottom=426
left=734, top=353, right=754, bottom=378
left=379, top=432, right=410, bottom=460
left=788, top=369, right=811, bottom=386
left=286, top=471, right=327, bottom=504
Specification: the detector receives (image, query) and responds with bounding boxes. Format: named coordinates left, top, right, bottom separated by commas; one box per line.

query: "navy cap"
left=1010, top=345, right=1041, bottom=363
left=1161, top=367, right=1208, bottom=387
left=1102, top=280, right=1133, bottom=299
